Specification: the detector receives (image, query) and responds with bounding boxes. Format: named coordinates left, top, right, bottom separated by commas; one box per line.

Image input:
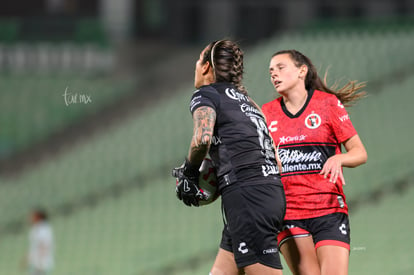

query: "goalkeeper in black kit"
left=172, top=39, right=286, bottom=275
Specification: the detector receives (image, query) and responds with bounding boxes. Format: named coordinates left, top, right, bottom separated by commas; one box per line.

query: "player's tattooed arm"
left=187, top=106, right=216, bottom=166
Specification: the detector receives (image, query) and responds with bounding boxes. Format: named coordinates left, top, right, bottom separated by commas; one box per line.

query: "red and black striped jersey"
left=262, top=89, right=357, bottom=219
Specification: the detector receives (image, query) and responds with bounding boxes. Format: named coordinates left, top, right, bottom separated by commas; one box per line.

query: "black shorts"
left=220, top=183, right=286, bottom=269
left=277, top=212, right=350, bottom=250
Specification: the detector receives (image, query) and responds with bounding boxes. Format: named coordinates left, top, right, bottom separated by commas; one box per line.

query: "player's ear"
left=202, top=61, right=211, bottom=75
left=299, top=64, right=308, bottom=79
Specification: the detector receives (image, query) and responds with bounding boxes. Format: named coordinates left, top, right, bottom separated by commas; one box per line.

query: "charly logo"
left=305, top=112, right=321, bottom=129
left=339, top=223, right=347, bottom=235
left=238, top=242, right=248, bottom=254
left=268, top=120, right=278, bottom=132
left=263, top=247, right=278, bottom=254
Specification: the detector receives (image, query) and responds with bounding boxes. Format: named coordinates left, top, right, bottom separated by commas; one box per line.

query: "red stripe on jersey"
left=280, top=142, right=337, bottom=147
left=282, top=170, right=321, bottom=177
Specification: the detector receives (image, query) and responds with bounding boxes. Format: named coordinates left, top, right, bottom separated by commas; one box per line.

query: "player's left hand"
left=320, top=155, right=345, bottom=185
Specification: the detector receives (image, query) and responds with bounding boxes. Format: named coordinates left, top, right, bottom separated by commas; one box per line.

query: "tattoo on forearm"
left=193, top=106, right=216, bottom=146
left=188, top=106, right=216, bottom=164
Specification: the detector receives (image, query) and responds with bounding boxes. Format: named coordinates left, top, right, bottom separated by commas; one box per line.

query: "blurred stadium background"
left=0, top=0, right=413, bottom=274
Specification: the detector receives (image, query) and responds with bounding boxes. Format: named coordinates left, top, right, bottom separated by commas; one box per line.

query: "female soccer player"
left=172, top=40, right=286, bottom=275
left=262, top=50, right=368, bottom=275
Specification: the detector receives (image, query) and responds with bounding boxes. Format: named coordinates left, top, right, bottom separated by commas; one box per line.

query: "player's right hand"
left=172, top=159, right=206, bottom=207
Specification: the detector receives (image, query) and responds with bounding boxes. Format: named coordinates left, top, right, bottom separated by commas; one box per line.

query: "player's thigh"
left=280, top=236, right=320, bottom=275
left=316, top=245, right=349, bottom=275
left=211, top=248, right=243, bottom=275
left=243, top=262, right=283, bottom=275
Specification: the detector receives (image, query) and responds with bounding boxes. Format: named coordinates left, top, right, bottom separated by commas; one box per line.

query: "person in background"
left=26, top=208, right=54, bottom=275
left=262, top=49, right=367, bottom=275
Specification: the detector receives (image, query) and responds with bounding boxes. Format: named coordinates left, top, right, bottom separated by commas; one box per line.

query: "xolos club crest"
left=305, top=112, right=321, bottom=129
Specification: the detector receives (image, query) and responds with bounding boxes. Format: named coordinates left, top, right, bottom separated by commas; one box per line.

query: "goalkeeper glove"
left=172, top=159, right=206, bottom=207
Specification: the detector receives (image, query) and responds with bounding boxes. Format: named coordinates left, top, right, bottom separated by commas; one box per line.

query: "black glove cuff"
left=183, top=158, right=200, bottom=178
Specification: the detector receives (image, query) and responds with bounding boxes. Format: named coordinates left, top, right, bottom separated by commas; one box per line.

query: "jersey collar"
left=280, top=89, right=314, bottom=118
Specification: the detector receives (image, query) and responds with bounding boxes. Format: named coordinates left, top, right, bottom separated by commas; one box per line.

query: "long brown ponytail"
left=273, top=50, right=366, bottom=106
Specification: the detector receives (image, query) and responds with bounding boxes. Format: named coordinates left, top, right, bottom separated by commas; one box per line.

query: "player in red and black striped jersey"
left=262, top=50, right=367, bottom=275
left=263, top=89, right=355, bottom=220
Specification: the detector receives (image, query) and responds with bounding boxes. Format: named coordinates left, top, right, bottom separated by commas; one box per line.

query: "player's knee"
left=210, top=267, right=237, bottom=275
left=210, top=268, right=224, bottom=275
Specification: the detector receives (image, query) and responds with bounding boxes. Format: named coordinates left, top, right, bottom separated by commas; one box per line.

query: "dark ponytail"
left=272, top=50, right=366, bottom=106
left=203, top=40, right=248, bottom=95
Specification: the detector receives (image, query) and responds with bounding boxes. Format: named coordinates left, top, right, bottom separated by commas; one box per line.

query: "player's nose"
left=270, top=70, right=278, bottom=80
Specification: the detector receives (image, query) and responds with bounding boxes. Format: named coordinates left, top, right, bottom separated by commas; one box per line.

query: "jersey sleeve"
left=189, top=86, right=220, bottom=114
left=262, top=99, right=279, bottom=121
left=328, top=96, right=357, bottom=143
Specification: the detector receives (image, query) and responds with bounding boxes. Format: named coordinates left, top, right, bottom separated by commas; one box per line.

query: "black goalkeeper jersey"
left=189, top=82, right=282, bottom=191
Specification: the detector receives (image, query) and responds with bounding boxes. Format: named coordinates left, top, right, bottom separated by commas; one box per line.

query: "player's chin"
left=274, top=85, right=284, bottom=94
